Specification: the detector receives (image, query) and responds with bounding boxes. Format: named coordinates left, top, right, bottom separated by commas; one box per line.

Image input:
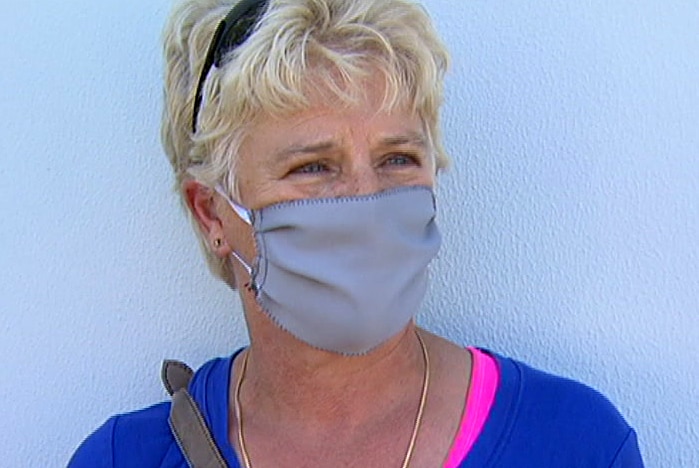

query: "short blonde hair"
left=162, top=0, right=450, bottom=283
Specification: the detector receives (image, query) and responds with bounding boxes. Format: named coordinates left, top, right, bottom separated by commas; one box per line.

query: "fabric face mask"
left=217, top=185, right=442, bottom=355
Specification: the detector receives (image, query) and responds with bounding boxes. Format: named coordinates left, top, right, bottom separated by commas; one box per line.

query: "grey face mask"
left=218, top=185, right=442, bottom=355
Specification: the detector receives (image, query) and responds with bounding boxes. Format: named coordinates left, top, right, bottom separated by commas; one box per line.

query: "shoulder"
left=485, top=354, right=644, bottom=466
left=68, top=402, right=177, bottom=467
left=67, top=353, right=237, bottom=468
left=506, top=357, right=628, bottom=432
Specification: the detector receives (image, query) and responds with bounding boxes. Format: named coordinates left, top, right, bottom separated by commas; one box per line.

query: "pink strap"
left=443, top=347, right=500, bottom=468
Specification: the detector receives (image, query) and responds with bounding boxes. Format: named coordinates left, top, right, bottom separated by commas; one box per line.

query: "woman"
left=70, top=0, right=644, bottom=466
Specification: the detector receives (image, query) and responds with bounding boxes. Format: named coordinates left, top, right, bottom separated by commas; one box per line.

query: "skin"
left=185, top=77, right=473, bottom=467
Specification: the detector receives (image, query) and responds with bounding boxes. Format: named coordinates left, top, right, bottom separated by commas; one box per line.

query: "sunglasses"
left=191, top=0, right=269, bottom=133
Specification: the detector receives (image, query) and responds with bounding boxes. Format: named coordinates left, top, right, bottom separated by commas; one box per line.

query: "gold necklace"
left=234, top=330, right=431, bottom=468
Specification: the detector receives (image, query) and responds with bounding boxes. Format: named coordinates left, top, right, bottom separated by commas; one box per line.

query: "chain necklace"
left=234, top=330, right=431, bottom=468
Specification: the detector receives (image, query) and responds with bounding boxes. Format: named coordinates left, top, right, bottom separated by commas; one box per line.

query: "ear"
left=183, top=179, right=230, bottom=257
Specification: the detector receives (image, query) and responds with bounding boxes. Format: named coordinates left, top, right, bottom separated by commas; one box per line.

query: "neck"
left=234, top=312, right=425, bottom=428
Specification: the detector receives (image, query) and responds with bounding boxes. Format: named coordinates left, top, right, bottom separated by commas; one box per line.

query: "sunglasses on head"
left=191, top=0, right=269, bottom=133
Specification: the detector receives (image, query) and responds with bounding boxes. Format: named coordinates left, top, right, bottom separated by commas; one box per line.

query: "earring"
left=213, top=238, right=222, bottom=248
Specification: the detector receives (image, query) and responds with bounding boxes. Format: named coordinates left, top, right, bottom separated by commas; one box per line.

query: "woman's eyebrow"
left=379, top=132, right=428, bottom=147
left=273, top=141, right=336, bottom=160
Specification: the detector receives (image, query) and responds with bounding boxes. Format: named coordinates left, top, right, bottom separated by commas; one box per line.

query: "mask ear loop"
left=230, top=250, right=253, bottom=277
left=215, top=185, right=252, bottom=225
left=214, top=185, right=255, bottom=278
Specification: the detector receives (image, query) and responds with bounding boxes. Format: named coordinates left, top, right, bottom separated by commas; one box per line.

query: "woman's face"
left=204, top=75, right=436, bottom=296
left=233, top=77, right=436, bottom=209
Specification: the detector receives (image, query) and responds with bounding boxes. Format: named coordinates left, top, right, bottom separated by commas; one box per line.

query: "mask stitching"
left=256, top=185, right=433, bottom=213
left=252, top=210, right=269, bottom=292
left=255, top=295, right=380, bottom=357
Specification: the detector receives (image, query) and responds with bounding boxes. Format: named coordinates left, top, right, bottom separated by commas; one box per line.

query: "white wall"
left=1, top=0, right=697, bottom=466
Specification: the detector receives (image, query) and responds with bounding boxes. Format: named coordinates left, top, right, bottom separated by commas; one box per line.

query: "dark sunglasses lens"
left=192, top=0, right=268, bottom=132
left=214, top=3, right=267, bottom=66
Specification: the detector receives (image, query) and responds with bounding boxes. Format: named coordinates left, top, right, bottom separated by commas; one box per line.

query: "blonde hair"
left=162, top=0, right=450, bottom=283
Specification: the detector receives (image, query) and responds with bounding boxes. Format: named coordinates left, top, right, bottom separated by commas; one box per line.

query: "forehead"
left=244, top=73, right=424, bottom=146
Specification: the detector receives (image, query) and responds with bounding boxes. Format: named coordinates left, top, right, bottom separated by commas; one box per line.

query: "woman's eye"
left=291, top=162, right=328, bottom=174
left=384, top=153, right=420, bottom=167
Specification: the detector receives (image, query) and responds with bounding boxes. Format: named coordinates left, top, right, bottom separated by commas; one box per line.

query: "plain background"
left=1, top=0, right=697, bottom=466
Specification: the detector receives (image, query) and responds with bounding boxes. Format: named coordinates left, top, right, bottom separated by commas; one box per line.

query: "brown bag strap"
left=162, top=359, right=194, bottom=396
left=162, top=360, right=229, bottom=468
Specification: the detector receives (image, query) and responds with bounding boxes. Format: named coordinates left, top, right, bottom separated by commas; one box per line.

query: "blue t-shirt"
left=69, top=351, right=644, bottom=467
